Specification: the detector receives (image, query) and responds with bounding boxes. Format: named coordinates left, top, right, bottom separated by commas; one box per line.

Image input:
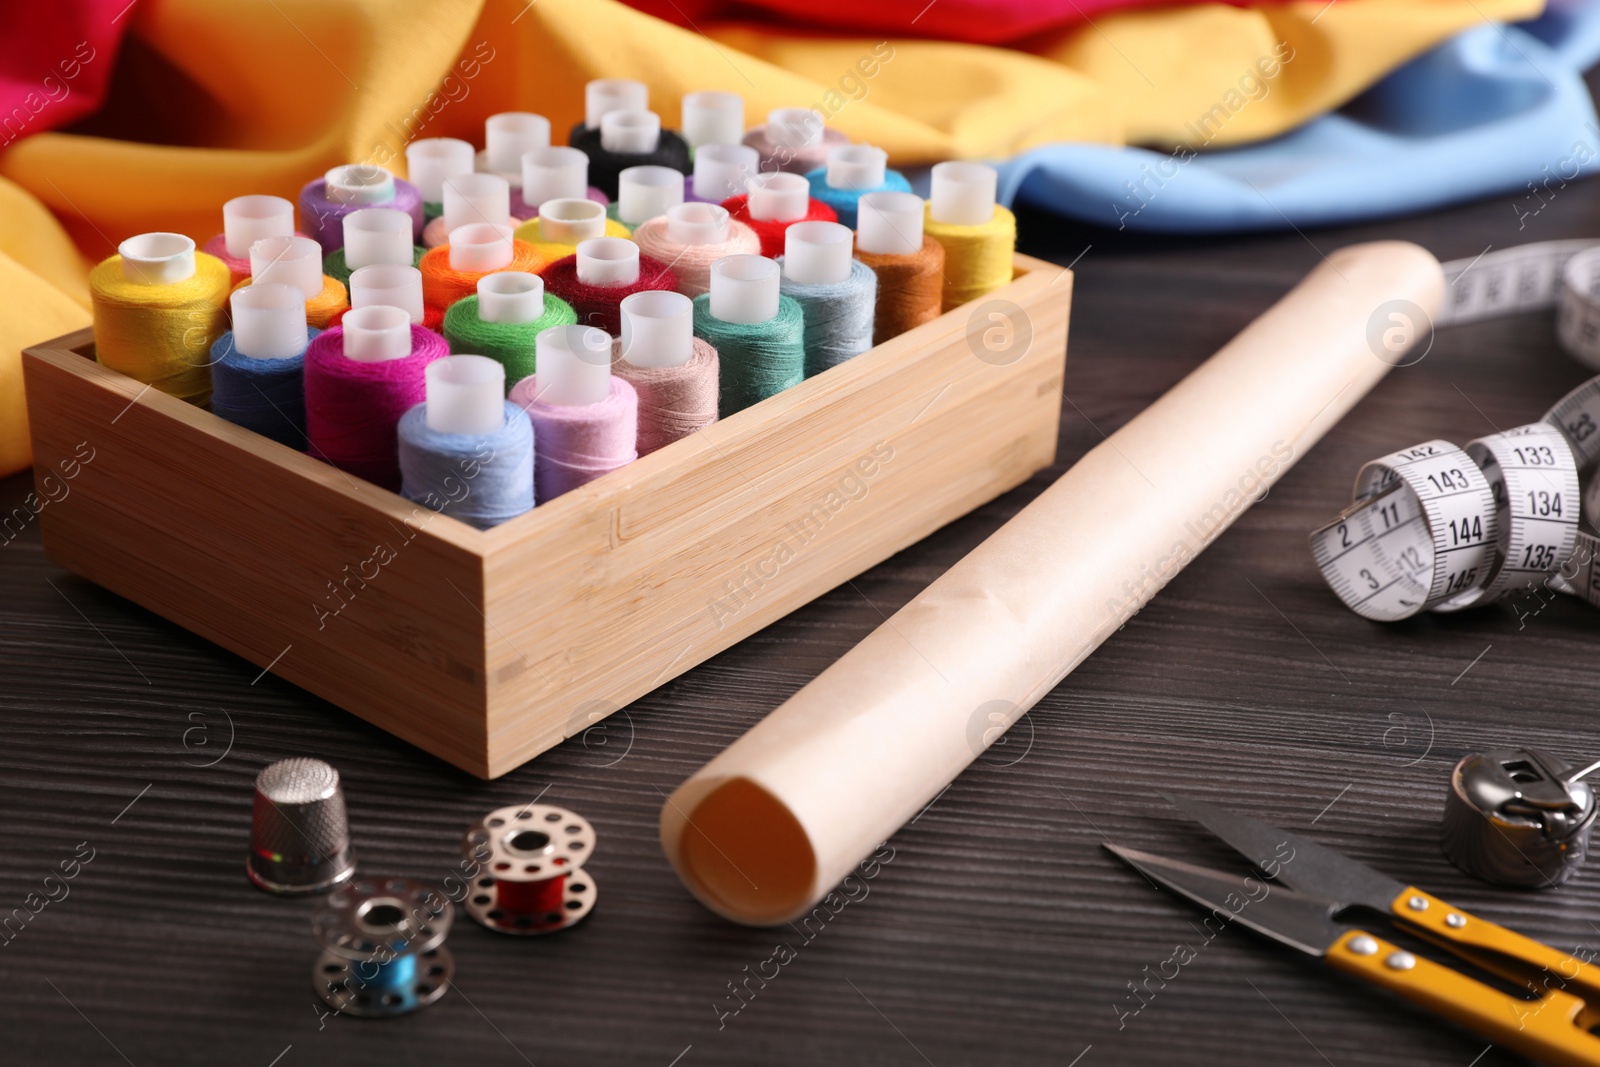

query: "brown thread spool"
left=856, top=236, right=946, bottom=346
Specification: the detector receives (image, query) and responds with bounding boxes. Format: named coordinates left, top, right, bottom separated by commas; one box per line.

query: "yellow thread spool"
left=234, top=275, right=349, bottom=329
left=512, top=216, right=633, bottom=266
left=90, top=234, right=231, bottom=404
left=923, top=203, right=1017, bottom=312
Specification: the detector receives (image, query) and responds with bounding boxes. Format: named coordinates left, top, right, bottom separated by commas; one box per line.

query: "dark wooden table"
left=7, top=134, right=1600, bottom=1067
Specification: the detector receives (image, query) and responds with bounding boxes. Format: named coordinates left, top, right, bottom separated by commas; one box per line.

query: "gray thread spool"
left=1441, top=747, right=1598, bottom=888
left=776, top=220, right=877, bottom=379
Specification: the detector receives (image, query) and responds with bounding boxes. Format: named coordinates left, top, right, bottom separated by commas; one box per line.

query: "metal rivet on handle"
left=1348, top=935, right=1379, bottom=956
left=1406, top=895, right=1428, bottom=912
left=1385, top=951, right=1417, bottom=971
left=1446, top=913, right=1466, bottom=929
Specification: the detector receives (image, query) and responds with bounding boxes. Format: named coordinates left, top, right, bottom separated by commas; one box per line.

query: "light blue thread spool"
left=805, top=144, right=911, bottom=229
left=397, top=400, right=535, bottom=528
left=776, top=220, right=878, bottom=378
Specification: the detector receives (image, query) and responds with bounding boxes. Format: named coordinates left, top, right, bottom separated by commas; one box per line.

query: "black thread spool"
left=311, top=877, right=454, bottom=1018
left=568, top=116, right=690, bottom=200
left=461, top=803, right=597, bottom=935
left=1442, top=747, right=1598, bottom=888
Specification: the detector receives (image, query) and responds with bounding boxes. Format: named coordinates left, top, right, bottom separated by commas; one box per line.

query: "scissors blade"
left=1105, top=844, right=1347, bottom=957
left=1165, top=794, right=1407, bottom=914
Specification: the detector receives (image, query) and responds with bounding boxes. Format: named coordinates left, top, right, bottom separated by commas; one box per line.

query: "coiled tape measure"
left=1313, top=242, right=1600, bottom=619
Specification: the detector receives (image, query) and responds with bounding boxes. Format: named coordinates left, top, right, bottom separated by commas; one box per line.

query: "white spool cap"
left=443, top=172, right=511, bottom=235
left=827, top=144, right=887, bottom=191
left=620, top=290, right=693, bottom=369
left=930, top=161, right=998, bottom=226
left=249, top=235, right=323, bottom=298
left=665, top=202, right=730, bottom=246
left=229, top=282, right=307, bottom=360
left=522, top=146, right=588, bottom=207
left=617, top=165, right=684, bottom=225
left=449, top=223, right=515, bottom=273
left=118, top=232, right=196, bottom=285
left=746, top=172, right=809, bottom=222
left=485, top=112, right=550, bottom=177
left=694, top=142, right=759, bottom=202
left=681, top=91, right=744, bottom=149
left=477, top=271, right=545, bottom=324
left=222, top=195, right=294, bottom=260
left=324, top=164, right=395, bottom=206
left=784, top=220, right=853, bottom=286
left=766, top=108, right=824, bottom=151
left=856, top=191, right=924, bottom=256
left=405, top=138, right=475, bottom=204
left=342, top=207, right=414, bottom=270
left=536, top=324, right=613, bottom=406
left=426, top=354, right=505, bottom=435
left=349, top=263, right=425, bottom=324
left=709, top=254, right=779, bottom=325
left=538, top=198, right=607, bottom=244
left=576, top=236, right=640, bottom=286
left=586, top=78, right=648, bottom=130
left=342, top=304, right=412, bottom=362
left=601, top=110, right=661, bottom=155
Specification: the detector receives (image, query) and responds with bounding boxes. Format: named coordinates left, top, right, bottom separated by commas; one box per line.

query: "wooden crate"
left=22, top=254, right=1071, bottom=777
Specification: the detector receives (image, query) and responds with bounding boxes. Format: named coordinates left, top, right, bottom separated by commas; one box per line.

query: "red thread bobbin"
left=460, top=803, right=598, bottom=935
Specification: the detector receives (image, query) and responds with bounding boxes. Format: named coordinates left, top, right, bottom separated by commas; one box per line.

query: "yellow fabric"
left=0, top=0, right=1541, bottom=476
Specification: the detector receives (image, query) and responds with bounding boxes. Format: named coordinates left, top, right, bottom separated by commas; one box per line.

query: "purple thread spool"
left=300, top=165, right=425, bottom=254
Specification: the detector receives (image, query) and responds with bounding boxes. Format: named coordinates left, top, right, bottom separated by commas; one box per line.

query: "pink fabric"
left=509, top=373, right=638, bottom=502
left=0, top=0, right=130, bottom=147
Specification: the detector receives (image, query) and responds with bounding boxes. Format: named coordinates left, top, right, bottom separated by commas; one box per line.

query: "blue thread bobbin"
left=461, top=803, right=598, bottom=935
left=311, top=877, right=454, bottom=1017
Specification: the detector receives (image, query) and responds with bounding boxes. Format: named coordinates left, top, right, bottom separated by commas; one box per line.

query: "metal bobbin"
left=311, top=877, right=454, bottom=1018
left=461, top=803, right=598, bottom=935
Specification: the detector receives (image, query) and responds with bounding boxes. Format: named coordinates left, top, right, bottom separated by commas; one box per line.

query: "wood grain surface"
left=6, top=144, right=1600, bottom=1066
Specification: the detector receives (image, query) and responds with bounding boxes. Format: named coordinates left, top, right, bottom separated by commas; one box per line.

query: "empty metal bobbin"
left=311, top=877, right=454, bottom=1018
left=1442, top=747, right=1599, bottom=889
left=248, top=757, right=357, bottom=895
left=461, top=803, right=598, bottom=935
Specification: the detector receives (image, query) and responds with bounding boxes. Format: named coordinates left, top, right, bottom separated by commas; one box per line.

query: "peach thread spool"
left=855, top=190, right=945, bottom=345
left=630, top=203, right=760, bottom=299
left=423, top=171, right=517, bottom=249
left=611, top=290, right=718, bottom=455
left=509, top=325, right=639, bottom=502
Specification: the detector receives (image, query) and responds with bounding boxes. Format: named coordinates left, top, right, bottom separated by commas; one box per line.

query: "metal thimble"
left=247, top=757, right=357, bottom=895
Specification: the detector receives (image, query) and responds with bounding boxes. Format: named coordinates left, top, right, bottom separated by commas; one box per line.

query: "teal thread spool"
left=776, top=220, right=877, bottom=378
left=693, top=254, right=804, bottom=418
left=443, top=271, right=577, bottom=389
left=804, top=144, right=911, bottom=229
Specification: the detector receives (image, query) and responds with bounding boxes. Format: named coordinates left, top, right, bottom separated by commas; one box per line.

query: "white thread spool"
left=443, top=172, right=511, bottom=236
left=249, top=235, right=323, bottom=298
left=230, top=283, right=307, bottom=360
left=682, top=91, right=744, bottom=149
left=119, top=232, right=196, bottom=285
left=342, top=304, right=412, bottom=362
left=930, top=161, right=998, bottom=226
left=536, top=325, right=613, bottom=405
left=601, top=110, right=661, bottom=155
left=784, top=221, right=853, bottom=286
left=484, top=112, right=550, bottom=177
left=522, top=146, right=589, bottom=208
left=709, top=255, right=779, bottom=324
left=343, top=208, right=414, bottom=270
left=477, top=271, right=545, bottom=324
left=694, top=143, right=758, bottom=202
left=576, top=237, right=639, bottom=286
left=586, top=79, right=648, bottom=130
left=349, top=263, right=425, bottom=324
left=665, top=202, right=730, bottom=246
left=746, top=172, right=809, bottom=222
left=765, top=108, right=824, bottom=152
left=827, top=145, right=886, bottom=191
left=449, top=223, right=514, bottom=273
left=222, top=196, right=294, bottom=260
left=856, top=191, right=924, bottom=256
left=620, top=290, right=693, bottom=369
left=538, top=198, right=607, bottom=245
left=617, top=165, right=684, bottom=225
left=405, top=138, right=474, bottom=204
left=324, top=164, right=395, bottom=206
left=426, top=355, right=505, bottom=435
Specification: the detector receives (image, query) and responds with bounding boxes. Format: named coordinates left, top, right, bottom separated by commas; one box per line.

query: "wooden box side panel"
left=21, top=339, right=494, bottom=775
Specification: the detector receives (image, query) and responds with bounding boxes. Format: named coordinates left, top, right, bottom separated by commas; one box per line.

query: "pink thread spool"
left=743, top=108, right=847, bottom=175
left=509, top=325, right=638, bottom=501
left=612, top=290, right=717, bottom=455
left=205, top=195, right=295, bottom=283
left=630, top=203, right=761, bottom=298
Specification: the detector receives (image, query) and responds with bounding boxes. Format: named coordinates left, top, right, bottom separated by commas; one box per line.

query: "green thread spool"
left=692, top=290, right=805, bottom=418
left=323, top=245, right=427, bottom=287
left=442, top=277, right=577, bottom=390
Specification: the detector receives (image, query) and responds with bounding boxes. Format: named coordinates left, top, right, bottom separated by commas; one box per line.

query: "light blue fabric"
left=987, top=1, right=1600, bottom=234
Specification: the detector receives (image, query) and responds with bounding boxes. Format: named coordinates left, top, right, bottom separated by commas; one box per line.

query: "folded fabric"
left=0, top=0, right=131, bottom=149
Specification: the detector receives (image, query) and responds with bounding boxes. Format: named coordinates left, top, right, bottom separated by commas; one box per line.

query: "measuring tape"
left=1313, top=242, right=1600, bottom=619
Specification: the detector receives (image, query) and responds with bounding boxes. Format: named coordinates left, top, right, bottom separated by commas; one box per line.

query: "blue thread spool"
left=210, top=283, right=318, bottom=449
left=805, top=145, right=912, bottom=229
left=312, top=877, right=454, bottom=1018
left=777, top=221, right=877, bottom=378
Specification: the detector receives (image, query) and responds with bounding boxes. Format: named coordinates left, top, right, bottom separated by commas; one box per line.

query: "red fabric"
left=721, top=194, right=837, bottom=258
left=0, top=0, right=133, bottom=148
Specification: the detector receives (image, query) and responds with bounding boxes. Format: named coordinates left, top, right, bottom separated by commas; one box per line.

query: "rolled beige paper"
left=660, top=241, right=1446, bottom=925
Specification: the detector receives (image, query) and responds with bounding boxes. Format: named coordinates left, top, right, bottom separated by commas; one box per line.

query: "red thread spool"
left=721, top=193, right=838, bottom=258
left=540, top=253, right=680, bottom=335
left=460, top=804, right=598, bottom=936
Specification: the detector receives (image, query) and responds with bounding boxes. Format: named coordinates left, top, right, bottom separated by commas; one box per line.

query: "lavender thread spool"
left=509, top=325, right=638, bottom=501
left=299, top=164, right=425, bottom=253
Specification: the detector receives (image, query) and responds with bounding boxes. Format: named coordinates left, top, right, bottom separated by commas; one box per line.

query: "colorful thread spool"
left=442, top=271, right=577, bottom=385
left=210, top=283, right=318, bottom=449
left=304, top=308, right=447, bottom=489
left=613, top=165, right=685, bottom=227
left=398, top=356, right=534, bottom=528
left=681, top=90, right=745, bottom=151
left=856, top=190, right=945, bottom=345
left=509, top=325, right=638, bottom=502
left=405, top=137, right=475, bottom=225
left=743, top=108, right=848, bottom=175
left=924, top=162, right=1016, bottom=311
left=324, top=206, right=425, bottom=285
left=478, top=111, right=551, bottom=184
left=204, top=194, right=296, bottom=284
left=693, top=255, right=804, bottom=418
left=422, top=171, right=519, bottom=249
left=516, top=145, right=611, bottom=216
left=512, top=198, right=632, bottom=262
left=245, top=234, right=349, bottom=327
left=723, top=173, right=838, bottom=258
left=804, top=145, right=911, bottom=229
left=419, top=225, right=547, bottom=313
left=89, top=233, right=230, bottom=403
left=613, top=291, right=718, bottom=455
left=460, top=803, right=599, bottom=935
left=777, top=221, right=877, bottom=378
left=540, top=239, right=680, bottom=335
left=311, top=877, right=454, bottom=1018
left=691, top=143, right=760, bottom=205
left=325, top=246, right=424, bottom=287
left=630, top=203, right=761, bottom=298
left=299, top=164, right=424, bottom=253
left=568, top=110, right=691, bottom=200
